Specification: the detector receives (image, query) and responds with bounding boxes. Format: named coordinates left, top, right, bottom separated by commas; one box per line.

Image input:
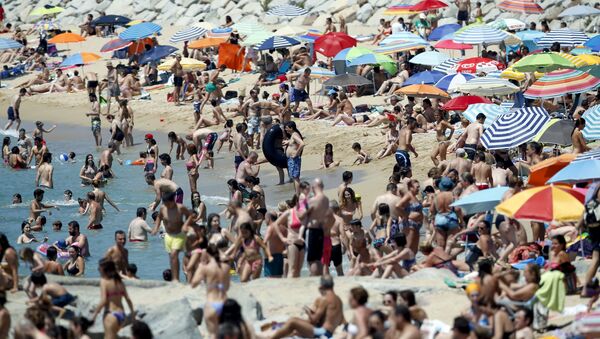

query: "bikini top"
left=406, top=201, right=423, bottom=213
left=66, top=261, right=79, bottom=276
left=290, top=208, right=302, bottom=230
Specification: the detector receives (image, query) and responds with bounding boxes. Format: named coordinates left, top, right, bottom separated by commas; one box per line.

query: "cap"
left=327, top=88, right=338, bottom=96
left=413, top=104, right=423, bottom=112
left=145, top=133, right=154, bottom=140
left=419, top=13, right=427, bottom=19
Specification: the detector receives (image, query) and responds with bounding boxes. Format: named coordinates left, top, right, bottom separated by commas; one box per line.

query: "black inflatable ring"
left=262, top=124, right=287, bottom=168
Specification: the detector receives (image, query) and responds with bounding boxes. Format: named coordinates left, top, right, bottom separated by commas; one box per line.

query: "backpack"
left=585, top=199, right=600, bottom=228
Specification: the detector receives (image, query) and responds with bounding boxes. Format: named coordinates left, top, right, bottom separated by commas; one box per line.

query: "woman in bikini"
left=368, top=233, right=415, bottom=278
left=185, top=144, right=201, bottom=193
left=377, top=122, right=399, bottom=159
left=1, top=137, right=10, bottom=164
left=396, top=180, right=424, bottom=254
left=191, top=191, right=207, bottom=225
left=118, top=100, right=134, bottom=148
left=91, top=259, right=135, bottom=339
left=430, top=177, right=462, bottom=251
left=369, top=203, right=392, bottom=255
left=63, top=245, right=85, bottom=277
left=79, top=154, right=97, bottom=185
left=273, top=196, right=306, bottom=278
left=430, top=111, right=454, bottom=166
left=225, top=223, right=272, bottom=282
left=340, top=187, right=363, bottom=222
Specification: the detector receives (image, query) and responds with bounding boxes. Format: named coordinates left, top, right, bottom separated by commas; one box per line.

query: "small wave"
left=5, top=203, right=27, bottom=209
left=201, top=195, right=229, bottom=204
left=0, top=129, right=20, bottom=138
left=47, top=200, right=78, bottom=207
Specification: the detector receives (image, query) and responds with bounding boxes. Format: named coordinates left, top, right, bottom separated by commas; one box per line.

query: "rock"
left=304, top=0, right=328, bottom=10
left=542, top=6, right=563, bottom=20
left=187, top=4, right=204, bottom=17
left=375, top=0, right=389, bottom=7
left=437, top=17, right=458, bottom=26
left=224, top=1, right=236, bottom=13
left=366, top=7, right=387, bottom=26
left=121, top=299, right=201, bottom=338
left=175, top=16, right=195, bottom=28
left=155, top=0, right=172, bottom=11
left=483, top=8, right=501, bottom=22
left=356, top=3, right=373, bottom=23
left=330, top=0, right=357, bottom=15
left=210, top=0, right=229, bottom=12
left=140, top=11, right=158, bottom=23
left=242, top=2, right=263, bottom=16
left=338, top=4, right=359, bottom=22
left=16, top=4, right=33, bottom=22
left=482, top=3, right=495, bottom=15
left=226, top=8, right=244, bottom=23
left=357, top=0, right=368, bottom=6
left=105, top=0, right=134, bottom=18
left=237, top=0, right=250, bottom=8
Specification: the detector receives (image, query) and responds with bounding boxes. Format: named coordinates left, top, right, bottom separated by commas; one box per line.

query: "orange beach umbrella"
left=48, top=32, right=85, bottom=44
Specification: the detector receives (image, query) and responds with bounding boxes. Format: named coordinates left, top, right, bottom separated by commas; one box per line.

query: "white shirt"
left=391, top=22, right=406, bottom=35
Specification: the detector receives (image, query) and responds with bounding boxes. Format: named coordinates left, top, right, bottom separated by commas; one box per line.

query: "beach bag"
left=585, top=199, right=600, bottom=228
left=355, top=104, right=369, bottom=113
left=113, top=126, right=125, bottom=142
left=224, top=90, right=238, bottom=100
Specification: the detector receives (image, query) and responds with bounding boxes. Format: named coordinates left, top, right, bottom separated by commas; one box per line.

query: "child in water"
left=320, top=143, right=341, bottom=169
left=216, top=119, right=234, bottom=153
left=352, top=142, right=372, bottom=165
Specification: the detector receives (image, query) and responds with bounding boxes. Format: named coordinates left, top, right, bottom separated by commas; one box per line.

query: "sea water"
left=0, top=121, right=356, bottom=279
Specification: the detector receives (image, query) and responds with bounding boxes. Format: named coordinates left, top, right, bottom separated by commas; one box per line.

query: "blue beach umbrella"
left=481, top=107, right=550, bottom=150
left=428, top=23, right=461, bottom=41
left=537, top=29, right=589, bottom=48
left=266, top=4, right=309, bottom=17
left=380, top=31, right=428, bottom=45
left=462, top=103, right=509, bottom=128
left=92, top=15, right=131, bottom=26
left=139, top=45, right=178, bottom=65
left=547, top=158, right=600, bottom=184
left=59, top=52, right=101, bottom=68
left=515, top=30, right=546, bottom=41
left=435, top=73, right=475, bottom=92
left=119, top=22, right=162, bottom=41
left=169, top=27, right=207, bottom=43
left=451, top=186, right=509, bottom=214
left=404, top=70, right=445, bottom=86
left=409, top=51, right=451, bottom=66
left=584, top=35, right=600, bottom=52
left=583, top=105, right=600, bottom=141
left=0, top=38, right=23, bottom=50
left=255, top=36, right=300, bottom=51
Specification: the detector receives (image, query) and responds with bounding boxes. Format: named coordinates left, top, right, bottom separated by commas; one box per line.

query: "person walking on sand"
left=456, top=0, right=471, bottom=26
left=292, top=68, right=314, bottom=115
left=171, top=55, right=184, bottom=106
left=395, top=117, right=419, bottom=171
left=5, top=88, right=26, bottom=131
left=283, top=121, right=305, bottom=195
left=105, top=61, right=120, bottom=115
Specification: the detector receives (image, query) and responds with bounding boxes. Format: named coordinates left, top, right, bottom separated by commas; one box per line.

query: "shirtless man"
left=395, top=117, right=419, bottom=171
left=91, top=179, right=120, bottom=212
left=471, top=151, right=493, bottom=190
left=232, top=123, right=249, bottom=171
left=128, top=207, right=152, bottom=242
left=99, top=142, right=122, bottom=170
left=84, top=71, right=98, bottom=96
left=385, top=305, right=421, bottom=339
left=66, top=221, right=90, bottom=257
left=292, top=67, right=314, bottom=115
left=85, top=192, right=103, bottom=230
left=284, top=121, right=305, bottom=195
left=371, top=183, right=404, bottom=220
left=327, top=201, right=346, bottom=276
left=35, top=153, right=53, bottom=189
left=29, top=189, right=58, bottom=230
left=304, top=179, right=330, bottom=276
left=443, top=148, right=471, bottom=176
left=104, top=230, right=129, bottom=275
left=263, top=212, right=286, bottom=278
left=492, top=162, right=512, bottom=187
left=4, top=88, right=25, bottom=131
left=171, top=55, right=184, bottom=106
left=455, top=0, right=471, bottom=26
left=105, top=61, right=119, bottom=115
left=151, top=191, right=195, bottom=282
left=457, top=113, right=484, bottom=160
left=27, top=137, right=47, bottom=167
left=235, top=151, right=259, bottom=185
left=226, top=201, right=253, bottom=235
left=145, top=174, right=184, bottom=211
left=271, top=275, right=344, bottom=339
left=572, top=118, right=590, bottom=154
left=71, top=70, right=85, bottom=91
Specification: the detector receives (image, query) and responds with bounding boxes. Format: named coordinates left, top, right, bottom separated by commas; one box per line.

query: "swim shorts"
left=287, top=156, right=301, bottom=179
left=306, top=227, right=324, bottom=262
left=457, top=10, right=469, bottom=21
left=247, top=116, right=260, bottom=135
left=292, top=88, right=309, bottom=102
left=234, top=155, right=244, bottom=170
left=109, top=83, right=120, bottom=97
left=164, top=232, right=186, bottom=253
left=313, top=327, right=333, bottom=338
left=204, top=132, right=218, bottom=151
left=87, top=80, right=98, bottom=89
left=464, top=144, right=477, bottom=160
left=173, top=76, right=184, bottom=87
left=331, top=244, right=343, bottom=267
left=394, top=149, right=411, bottom=169
left=321, top=235, right=332, bottom=266
left=264, top=253, right=284, bottom=277
left=193, top=101, right=201, bottom=113
left=175, top=187, right=184, bottom=204
left=52, top=293, right=76, bottom=307
left=7, top=106, right=15, bottom=120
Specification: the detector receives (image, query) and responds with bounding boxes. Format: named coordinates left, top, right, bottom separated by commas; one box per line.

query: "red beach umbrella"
left=314, top=32, right=357, bottom=57
left=434, top=39, right=473, bottom=50
left=456, top=57, right=505, bottom=74
left=409, top=0, right=449, bottom=12
left=441, top=95, right=492, bottom=111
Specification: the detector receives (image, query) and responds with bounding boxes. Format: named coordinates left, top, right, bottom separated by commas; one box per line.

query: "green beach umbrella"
left=30, top=6, right=65, bottom=16
left=348, top=52, right=398, bottom=75
left=511, top=52, right=576, bottom=73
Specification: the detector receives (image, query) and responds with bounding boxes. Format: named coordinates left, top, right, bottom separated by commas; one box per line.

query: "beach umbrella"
left=374, top=41, right=429, bottom=54
left=100, top=38, right=133, bottom=53
left=516, top=30, right=546, bottom=41
left=496, top=185, right=584, bottom=222
left=348, top=53, right=398, bottom=75
left=575, top=54, right=600, bottom=65
left=453, top=25, right=509, bottom=45
left=296, top=66, right=335, bottom=79
left=433, top=58, right=461, bottom=74
left=511, top=52, right=576, bottom=73
left=409, top=51, right=451, bottom=66
left=584, top=35, right=600, bottom=52
left=528, top=154, right=576, bottom=186
left=34, top=19, right=61, bottom=31
left=231, top=21, right=267, bottom=36
left=428, top=23, right=461, bottom=41
left=380, top=32, right=428, bottom=45
left=207, top=27, right=232, bottom=38
left=169, top=27, right=207, bottom=43
left=188, top=38, right=226, bottom=49
left=573, top=148, right=600, bottom=162
left=524, top=69, right=600, bottom=99
left=139, top=45, right=178, bottom=65
left=451, top=186, right=509, bottom=214
left=333, top=46, right=373, bottom=62
left=532, top=119, right=575, bottom=146
left=497, top=0, right=543, bottom=14
left=404, top=70, right=445, bottom=86
left=556, top=52, right=590, bottom=68
left=266, top=4, right=309, bottom=17
left=456, top=57, right=505, bottom=74
left=537, top=29, right=589, bottom=48
left=395, top=84, right=450, bottom=99
left=582, top=105, right=600, bottom=140
left=314, top=32, right=357, bottom=57
left=573, top=47, right=594, bottom=55
left=408, top=0, right=449, bottom=12
left=434, top=39, right=473, bottom=50
left=274, top=26, right=306, bottom=36
left=480, top=107, right=550, bottom=149
left=489, top=18, right=527, bottom=31
left=297, top=29, right=322, bottom=43
left=242, top=31, right=272, bottom=46
left=547, top=154, right=600, bottom=184
left=0, top=38, right=23, bottom=50
left=126, top=20, right=145, bottom=27
left=441, top=95, right=492, bottom=111
left=158, top=57, right=206, bottom=71
left=457, top=77, right=519, bottom=96
left=322, top=74, right=371, bottom=87
left=462, top=103, right=508, bottom=127
left=48, top=33, right=85, bottom=44
left=383, top=5, right=415, bottom=15
left=558, top=5, right=600, bottom=18
left=435, top=73, right=475, bottom=92
left=91, top=15, right=131, bottom=26
left=29, top=5, right=64, bottom=16
left=255, top=36, right=301, bottom=51
left=119, top=22, right=162, bottom=41
left=59, top=52, right=101, bottom=68
left=193, top=22, right=215, bottom=31
left=499, top=66, right=527, bottom=81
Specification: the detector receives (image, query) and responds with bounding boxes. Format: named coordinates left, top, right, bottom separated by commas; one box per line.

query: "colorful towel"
left=536, top=270, right=566, bottom=312
left=218, top=43, right=251, bottom=72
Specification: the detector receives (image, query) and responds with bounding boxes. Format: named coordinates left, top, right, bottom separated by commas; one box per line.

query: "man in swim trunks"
left=303, top=179, right=330, bottom=276
left=4, top=88, right=25, bottom=131
left=84, top=71, right=98, bottom=96
left=104, top=230, right=129, bottom=275
left=326, top=201, right=346, bottom=276
left=105, top=61, right=119, bottom=114
left=263, top=212, right=285, bottom=278
left=471, top=151, right=493, bottom=190
left=457, top=113, right=484, bottom=160
left=151, top=191, right=195, bottom=282
left=271, top=275, right=344, bottom=339
left=232, top=123, right=248, bottom=171
left=292, top=67, right=314, bottom=116
left=35, top=152, right=53, bottom=189
left=395, top=117, right=418, bottom=171
left=145, top=174, right=183, bottom=211
left=128, top=207, right=152, bottom=242
left=65, top=221, right=90, bottom=257
left=86, top=192, right=103, bottom=230
left=455, top=0, right=471, bottom=26
left=235, top=151, right=259, bottom=186
left=29, top=188, right=59, bottom=230
left=171, top=54, right=184, bottom=106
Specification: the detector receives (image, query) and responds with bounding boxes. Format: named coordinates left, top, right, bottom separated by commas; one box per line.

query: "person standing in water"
left=4, top=88, right=26, bottom=131
left=35, top=152, right=53, bottom=189
left=283, top=121, right=305, bottom=195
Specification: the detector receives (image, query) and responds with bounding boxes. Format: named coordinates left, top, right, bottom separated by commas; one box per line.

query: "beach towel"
left=536, top=270, right=566, bottom=312
left=218, top=43, right=250, bottom=72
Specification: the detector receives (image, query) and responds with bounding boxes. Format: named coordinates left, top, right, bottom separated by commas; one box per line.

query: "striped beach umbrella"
left=383, top=4, right=415, bottom=15
left=119, top=22, right=161, bottom=41
left=433, top=58, right=460, bottom=74
left=435, top=73, right=475, bottom=92
left=582, top=105, right=600, bottom=140
left=100, top=38, right=132, bottom=53
left=380, top=32, right=428, bottom=45
left=456, top=57, right=505, bottom=74
left=207, top=27, right=232, bottom=39
left=296, top=66, right=335, bottom=79
left=524, top=69, right=600, bottom=99
left=255, top=36, right=300, bottom=51
left=169, top=27, right=207, bottom=43
left=266, top=4, right=308, bottom=17
left=60, top=52, right=101, bottom=68
left=462, top=103, right=508, bottom=127
left=232, top=21, right=267, bottom=36
left=489, top=18, right=527, bottom=31
left=573, top=148, right=600, bottom=162
left=537, top=29, right=589, bottom=48
left=498, top=0, right=543, bottom=14
left=481, top=107, right=550, bottom=150
left=409, top=51, right=451, bottom=66
left=434, top=39, right=473, bottom=50
left=456, top=77, right=519, bottom=96
left=453, top=25, right=508, bottom=45
left=556, top=52, right=589, bottom=68
left=0, top=38, right=23, bottom=50
left=428, top=23, right=461, bottom=41
left=374, top=41, right=428, bottom=54
left=496, top=185, right=584, bottom=222
left=242, top=31, right=272, bottom=46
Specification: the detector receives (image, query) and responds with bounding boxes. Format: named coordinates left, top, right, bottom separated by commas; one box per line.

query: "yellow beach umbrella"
left=556, top=52, right=588, bottom=67
left=126, top=20, right=145, bottom=27
left=578, top=54, right=600, bottom=65
left=158, top=57, right=206, bottom=71
left=496, top=185, right=584, bottom=222
left=30, top=6, right=64, bottom=16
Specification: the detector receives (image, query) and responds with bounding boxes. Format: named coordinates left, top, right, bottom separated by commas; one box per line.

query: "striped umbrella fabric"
left=296, top=66, right=335, bottom=79
left=409, top=51, right=450, bottom=66
left=100, top=38, right=132, bottom=53
left=433, top=58, right=460, bottom=74
left=574, top=148, right=600, bottom=162
left=383, top=4, right=415, bottom=15
left=489, top=18, right=527, bottom=31
left=242, top=31, right=272, bottom=46
left=0, top=38, right=23, bottom=50
left=266, top=4, right=308, bottom=17
left=434, top=39, right=473, bottom=50
left=380, top=32, right=428, bottom=45
left=254, top=36, right=300, bottom=51
left=207, top=27, right=232, bottom=39
left=374, top=41, right=428, bottom=54
left=233, top=21, right=267, bottom=36
left=498, top=0, right=543, bottom=14
left=524, top=69, right=600, bottom=99
left=453, top=25, right=508, bottom=44
left=537, top=29, right=589, bottom=48
left=119, top=22, right=162, bottom=41
left=169, top=27, right=207, bottom=43
left=435, top=73, right=475, bottom=92
left=462, top=103, right=508, bottom=128
left=582, top=105, right=600, bottom=140
left=34, top=19, right=61, bottom=31
left=456, top=77, right=519, bottom=96
left=481, top=107, right=550, bottom=150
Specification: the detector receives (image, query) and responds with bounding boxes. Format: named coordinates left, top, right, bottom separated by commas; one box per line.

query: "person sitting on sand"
left=376, top=122, right=399, bottom=160
left=27, top=272, right=76, bottom=315
left=352, top=142, right=371, bottom=165
left=369, top=234, right=415, bottom=278
left=305, top=91, right=340, bottom=121
left=71, top=70, right=85, bottom=91
left=374, top=63, right=410, bottom=96
left=497, top=263, right=540, bottom=311
left=413, top=243, right=470, bottom=275
left=320, top=143, right=341, bottom=169
left=270, top=275, right=345, bottom=339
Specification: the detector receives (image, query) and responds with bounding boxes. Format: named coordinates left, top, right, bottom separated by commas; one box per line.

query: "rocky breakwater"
left=2, top=0, right=599, bottom=33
